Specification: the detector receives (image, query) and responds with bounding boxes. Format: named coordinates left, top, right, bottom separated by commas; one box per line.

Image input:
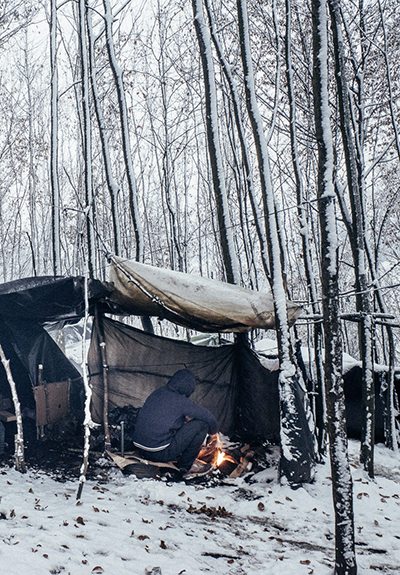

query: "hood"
left=166, top=369, right=196, bottom=397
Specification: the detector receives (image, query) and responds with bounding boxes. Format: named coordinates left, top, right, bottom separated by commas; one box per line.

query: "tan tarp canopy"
left=108, top=257, right=302, bottom=333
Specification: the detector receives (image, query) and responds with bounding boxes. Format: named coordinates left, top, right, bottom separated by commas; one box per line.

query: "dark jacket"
left=133, top=369, right=218, bottom=451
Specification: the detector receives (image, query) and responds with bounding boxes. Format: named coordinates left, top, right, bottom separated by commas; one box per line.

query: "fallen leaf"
left=138, top=535, right=150, bottom=541
left=160, top=540, right=167, bottom=549
left=92, top=567, right=104, bottom=574
left=300, top=559, right=311, bottom=565
left=92, top=507, right=100, bottom=513
left=10, top=509, right=15, bottom=518
left=257, top=502, right=265, bottom=511
left=76, top=516, right=85, bottom=525
left=28, top=488, right=34, bottom=493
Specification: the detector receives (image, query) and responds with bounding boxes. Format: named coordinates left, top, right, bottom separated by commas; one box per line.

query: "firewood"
left=229, top=450, right=255, bottom=478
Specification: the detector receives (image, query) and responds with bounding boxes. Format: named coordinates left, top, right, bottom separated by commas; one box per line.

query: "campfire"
left=198, top=433, right=238, bottom=475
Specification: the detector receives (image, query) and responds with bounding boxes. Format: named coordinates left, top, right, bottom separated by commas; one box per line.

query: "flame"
left=210, top=434, right=237, bottom=468
left=216, top=450, right=226, bottom=466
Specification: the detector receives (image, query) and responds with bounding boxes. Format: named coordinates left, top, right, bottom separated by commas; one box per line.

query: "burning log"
left=229, top=450, right=255, bottom=478
left=198, top=433, right=238, bottom=474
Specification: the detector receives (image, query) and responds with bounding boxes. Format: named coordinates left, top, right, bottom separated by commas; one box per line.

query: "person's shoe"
left=182, top=460, right=213, bottom=480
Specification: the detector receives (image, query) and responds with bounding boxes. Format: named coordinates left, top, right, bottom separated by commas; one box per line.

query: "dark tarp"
left=344, top=365, right=400, bottom=442
left=0, top=275, right=115, bottom=417
left=0, top=317, right=83, bottom=416
left=89, top=316, right=239, bottom=437
left=0, top=275, right=117, bottom=323
left=90, top=316, right=284, bottom=443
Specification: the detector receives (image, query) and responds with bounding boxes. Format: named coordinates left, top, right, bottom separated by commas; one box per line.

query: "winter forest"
left=1, top=0, right=400, bottom=573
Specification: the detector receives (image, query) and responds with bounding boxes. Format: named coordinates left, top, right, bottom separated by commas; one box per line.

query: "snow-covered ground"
left=1, top=440, right=400, bottom=574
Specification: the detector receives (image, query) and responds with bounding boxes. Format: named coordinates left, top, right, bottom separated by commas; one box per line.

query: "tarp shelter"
left=0, top=266, right=314, bottom=485
left=108, top=256, right=302, bottom=332
left=0, top=276, right=116, bottom=420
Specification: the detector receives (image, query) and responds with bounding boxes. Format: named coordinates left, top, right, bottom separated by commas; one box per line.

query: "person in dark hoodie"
left=133, top=369, right=217, bottom=479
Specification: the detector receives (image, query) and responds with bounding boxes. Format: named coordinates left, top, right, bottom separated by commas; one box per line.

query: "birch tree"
left=312, top=0, right=357, bottom=571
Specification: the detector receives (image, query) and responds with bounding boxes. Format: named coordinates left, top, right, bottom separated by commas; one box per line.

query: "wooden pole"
left=77, top=275, right=93, bottom=500
left=96, top=307, right=111, bottom=450
left=0, top=345, right=26, bottom=473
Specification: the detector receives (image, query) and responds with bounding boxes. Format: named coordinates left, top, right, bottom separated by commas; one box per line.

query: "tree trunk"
left=237, top=0, right=315, bottom=485
left=285, top=0, right=326, bottom=453
left=103, top=0, right=143, bottom=263
left=50, top=0, right=61, bottom=275
left=78, top=0, right=95, bottom=277
left=192, top=0, right=240, bottom=285
left=87, top=6, right=122, bottom=257
left=327, top=0, right=374, bottom=477
left=312, top=0, right=357, bottom=572
left=204, top=0, right=270, bottom=282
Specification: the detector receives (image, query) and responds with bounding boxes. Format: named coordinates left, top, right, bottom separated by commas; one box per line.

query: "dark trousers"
left=138, top=418, right=208, bottom=472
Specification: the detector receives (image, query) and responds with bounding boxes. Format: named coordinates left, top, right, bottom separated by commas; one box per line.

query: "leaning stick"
left=0, top=344, right=26, bottom=473
left=77, top=275, right=94, bottom=500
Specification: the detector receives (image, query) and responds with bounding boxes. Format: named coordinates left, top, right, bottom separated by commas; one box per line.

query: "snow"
left=1, top=440, right=400, bottom=574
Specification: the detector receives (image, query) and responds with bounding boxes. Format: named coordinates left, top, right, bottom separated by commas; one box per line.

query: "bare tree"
left=285, top=0, right=326, bottom=453
left=312, top=0, right=357, bottom=571
left=328, top=0, right=375, bottom=477
left=103, top=0, right=143, bottom=263
left=86, top=5, right=122, bottom=256
left=50, top=0, right=61, bottom=275
left=192, top=0, right=240, bottom=285
left=237, top=0, right=315, bottom=485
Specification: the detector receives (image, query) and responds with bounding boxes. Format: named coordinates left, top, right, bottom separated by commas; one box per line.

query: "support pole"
left=96, top=307, right=111, bottom=450
left=77, top=275, right=94, bottom=500
left=0, top=344, right=26, bottom=473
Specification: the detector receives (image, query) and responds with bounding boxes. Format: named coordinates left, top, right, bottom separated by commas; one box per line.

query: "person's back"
left=133, top=369, right=217, bottom=478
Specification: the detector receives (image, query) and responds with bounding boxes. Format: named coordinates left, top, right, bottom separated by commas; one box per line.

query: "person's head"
left=166, top=369, right=196, bottom=396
